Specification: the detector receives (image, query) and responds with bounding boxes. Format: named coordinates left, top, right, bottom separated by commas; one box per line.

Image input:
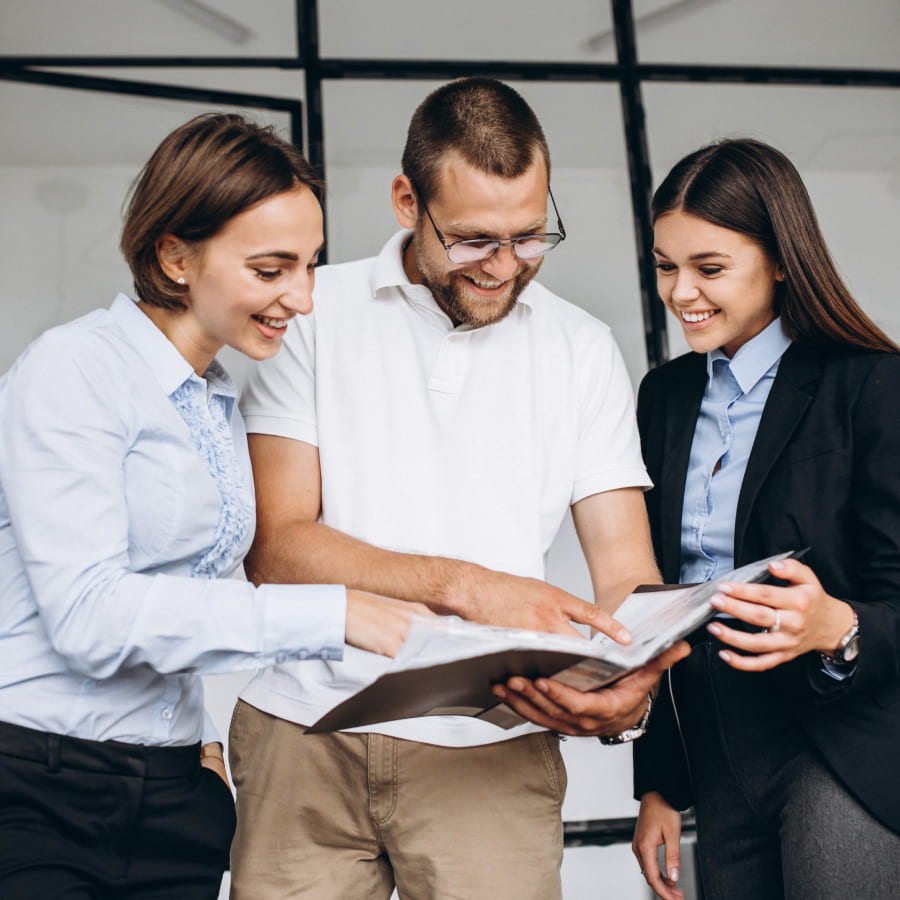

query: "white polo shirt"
left=239, top=230, right=651, bottom=747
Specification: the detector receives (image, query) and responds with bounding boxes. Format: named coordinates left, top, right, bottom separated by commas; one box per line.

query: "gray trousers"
left=674, top=642, right=900, bottom=900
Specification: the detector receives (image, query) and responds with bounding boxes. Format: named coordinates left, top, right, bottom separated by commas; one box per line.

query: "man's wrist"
left=599, top=692, right=654, bottom=745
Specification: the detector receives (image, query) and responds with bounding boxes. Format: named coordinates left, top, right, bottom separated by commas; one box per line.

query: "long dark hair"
left=652, top=138, right=898, bottom=354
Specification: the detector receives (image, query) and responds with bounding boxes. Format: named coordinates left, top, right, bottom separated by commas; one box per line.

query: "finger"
left=663, top=842, right=681, bottom=892
left=566, top=600, right=632, bottom=645
left=768, top=557, right=816, bottom=585
left=706, top=620, right=784, bottom=651
left=710, top=592, right=785, bottom=628
left=645, top=641, right=692, bottom=673
left=718, top=648, right=786, bottom=672
left=492, top=685, right=585, bottom=734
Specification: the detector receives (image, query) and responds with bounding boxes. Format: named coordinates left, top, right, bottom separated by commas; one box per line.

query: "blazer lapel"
left=659, top=355, right=707, bottom=582
left=734, top=344, right=823, bottom=554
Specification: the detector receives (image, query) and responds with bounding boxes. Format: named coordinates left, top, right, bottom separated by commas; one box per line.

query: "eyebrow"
left=446, top=218, right=548, bottom=239
left=246, top=243, right=325, bottom=262
left=653, top=248, right=734, bottom=261
left=246, top=251, right=299, bottom=261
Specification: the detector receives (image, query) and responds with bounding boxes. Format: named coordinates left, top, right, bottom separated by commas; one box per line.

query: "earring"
left=176, top=277, right=186, bottom=285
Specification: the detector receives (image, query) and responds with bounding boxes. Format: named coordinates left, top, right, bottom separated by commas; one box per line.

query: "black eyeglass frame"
left=411, top=180, right=567, bottom=264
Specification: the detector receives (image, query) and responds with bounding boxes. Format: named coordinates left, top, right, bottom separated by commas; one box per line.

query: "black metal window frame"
left=0, top=0, right=897, bottom=855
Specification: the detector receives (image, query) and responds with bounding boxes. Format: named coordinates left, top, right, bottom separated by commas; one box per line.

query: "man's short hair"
left=401, top=77, right=551, bottom=202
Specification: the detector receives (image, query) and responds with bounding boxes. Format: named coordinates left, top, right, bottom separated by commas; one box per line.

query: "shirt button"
left=298, top=649, right=309, bottom=660
left=161, top=708, right=173, bottom=720
left=275, top=653, right=287, bottom=664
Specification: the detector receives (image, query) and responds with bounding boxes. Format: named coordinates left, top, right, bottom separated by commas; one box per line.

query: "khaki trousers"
left=228, top=700, right=566, bottom=900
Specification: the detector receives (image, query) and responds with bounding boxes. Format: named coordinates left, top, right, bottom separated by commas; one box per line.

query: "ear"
left=391, top=175, right=418, bottom=229
left=155, top=234, right=190, bottom=284
left=774, top=261, right=786, bottom=282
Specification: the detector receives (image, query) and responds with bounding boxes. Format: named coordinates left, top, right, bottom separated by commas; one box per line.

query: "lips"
left=680, top=309, right=719, bottom=323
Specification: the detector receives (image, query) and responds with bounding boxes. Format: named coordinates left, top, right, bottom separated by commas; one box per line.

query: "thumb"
left=664, top=849, right=681, bottom=885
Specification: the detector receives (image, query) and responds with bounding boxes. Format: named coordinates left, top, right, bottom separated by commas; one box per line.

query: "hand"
left=452, top=563, right=633, bottom=644
left=199, top=743, right=230, bottom=788
left=706, top=558, right=856, bottom=672
left=632, top=792, right=684, bottom=900
left=345, top=590, right=435, bottom=657
left=491, top=642, right=690, bottom=737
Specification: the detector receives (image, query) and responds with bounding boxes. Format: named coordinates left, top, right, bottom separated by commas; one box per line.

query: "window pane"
left=0, top=0, right=297, bottom=58
left=634, top=0, right=900, bottom=69
left=318, top=0, right=616, bottom=63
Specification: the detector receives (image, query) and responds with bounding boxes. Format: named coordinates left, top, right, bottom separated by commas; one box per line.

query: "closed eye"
left=254, top=268, right=283, bottom=280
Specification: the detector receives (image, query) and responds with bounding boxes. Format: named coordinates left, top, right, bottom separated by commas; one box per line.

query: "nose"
left=479, top=243, right=520, bottom=282
left=280, top=270, right=315, bottom=316
left=670, top=269, right=700, bottom=304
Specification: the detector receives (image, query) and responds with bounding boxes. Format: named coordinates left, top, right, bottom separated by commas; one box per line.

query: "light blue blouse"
left=0, top=294, right=345, bottom=746
left=680, top=317, right=792, bottom=583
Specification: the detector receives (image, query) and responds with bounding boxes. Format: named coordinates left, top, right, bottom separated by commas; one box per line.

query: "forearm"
left=244, top=516, right=478, bottom=615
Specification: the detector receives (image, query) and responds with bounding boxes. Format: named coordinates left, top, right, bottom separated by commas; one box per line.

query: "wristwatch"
left=820, top=610, right=859, bottom=666
left=599, top=692, right=654, bottom=745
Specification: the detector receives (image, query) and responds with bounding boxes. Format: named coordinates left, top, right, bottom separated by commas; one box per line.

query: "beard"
left=413, top=223, right=541, bottom=328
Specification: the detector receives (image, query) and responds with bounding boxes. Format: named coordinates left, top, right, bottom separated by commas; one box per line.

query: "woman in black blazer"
left=630, top=139, right=900, bottom=900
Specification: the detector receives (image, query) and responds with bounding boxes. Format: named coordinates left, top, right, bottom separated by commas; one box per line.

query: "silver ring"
left=771, top=610, right=781, bottom=633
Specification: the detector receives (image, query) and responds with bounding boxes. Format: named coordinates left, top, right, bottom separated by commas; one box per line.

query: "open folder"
left=307, top=550, right=803, bottom=734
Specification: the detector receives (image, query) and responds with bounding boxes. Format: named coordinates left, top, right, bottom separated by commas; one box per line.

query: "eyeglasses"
left=412, top=180, right=567, bottom=264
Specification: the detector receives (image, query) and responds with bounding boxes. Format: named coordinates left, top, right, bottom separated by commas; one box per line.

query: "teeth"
left=681, top=310, right=717, bottom=323
left=465, top=276, right=503, bottom=289
left=255, top=316, right=288, bottom=329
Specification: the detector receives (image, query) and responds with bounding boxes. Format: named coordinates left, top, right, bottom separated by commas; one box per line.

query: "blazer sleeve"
left=809, top=353, right=900, bottom=702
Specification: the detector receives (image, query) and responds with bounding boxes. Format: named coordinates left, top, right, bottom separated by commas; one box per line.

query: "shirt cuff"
left=260, top=583, right=346, bottom=664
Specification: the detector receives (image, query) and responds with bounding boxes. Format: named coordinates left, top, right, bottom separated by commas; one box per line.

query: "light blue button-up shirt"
left=0, top=294, right=346, bottom=746
left=680, top=318, right=792, bottom=583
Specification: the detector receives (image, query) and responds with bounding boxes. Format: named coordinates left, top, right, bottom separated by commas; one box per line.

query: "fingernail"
left=770, top=560, right=784, bottom=570
left=710, top=594, right=726, bottom=609
left=719, top=650, right=732, bottom=663
left=670, top=867, right=679, bottom=882
left=707, top=622, right=722, bottom=636
left=493, top=685, right=507, bottom=699
left=536, top=680, right=549, bottom=693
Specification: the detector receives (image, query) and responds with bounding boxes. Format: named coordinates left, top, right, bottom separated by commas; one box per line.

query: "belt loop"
left=47, top=734, right=61, bottom=773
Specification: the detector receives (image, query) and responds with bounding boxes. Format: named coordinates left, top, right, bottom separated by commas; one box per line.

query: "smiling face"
left=395, top=152, right=548, bottom=328
left=150, top=184, right=323, bottom=374
left=653, top=209, right=785, bottom=358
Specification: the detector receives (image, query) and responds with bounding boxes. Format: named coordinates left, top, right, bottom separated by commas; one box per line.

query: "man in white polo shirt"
left=228, top=77, right=686, bottom=899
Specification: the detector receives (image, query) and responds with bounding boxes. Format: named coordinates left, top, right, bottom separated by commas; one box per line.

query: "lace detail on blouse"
left=170, top=379, right=251, bottom=578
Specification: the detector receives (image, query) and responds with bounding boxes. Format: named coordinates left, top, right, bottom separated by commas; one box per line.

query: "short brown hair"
left=653, top=138, right=898, bottom=354
left=120, top=113, right=323, bottom=310
left=401, top=77, right=550, bottom=202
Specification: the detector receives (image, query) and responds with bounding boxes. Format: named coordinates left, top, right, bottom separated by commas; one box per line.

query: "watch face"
left=843, top=634, right=860, bottom=663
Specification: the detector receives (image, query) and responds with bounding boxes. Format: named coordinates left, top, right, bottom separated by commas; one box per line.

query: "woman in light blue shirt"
left=630, top=139, right=900, bottom=899
left=0, top=113, right=423, bottom=899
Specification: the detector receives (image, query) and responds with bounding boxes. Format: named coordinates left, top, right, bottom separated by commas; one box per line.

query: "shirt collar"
left=369, top=229, right=536, bottom=321
left=707, top=317, right=792, bottom=395
left=110, top=293, right=237, bottom=400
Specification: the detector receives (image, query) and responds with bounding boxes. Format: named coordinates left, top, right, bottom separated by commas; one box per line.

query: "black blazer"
left=633, top=342, right=900, bottom=834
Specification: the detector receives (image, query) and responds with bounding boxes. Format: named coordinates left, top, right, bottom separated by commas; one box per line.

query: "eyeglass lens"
left=447, top=235, right=562, bottom=264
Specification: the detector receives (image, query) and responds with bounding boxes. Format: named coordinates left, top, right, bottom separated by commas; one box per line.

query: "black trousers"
left=0, top=720, right=236, bottom=899
left=674, top=642, right=900, bottom=900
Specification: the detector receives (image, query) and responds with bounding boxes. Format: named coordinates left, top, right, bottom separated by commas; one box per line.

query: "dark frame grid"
left=0, top=0, right=897, bottom=867
left=2, top=0, right=898, bottom=364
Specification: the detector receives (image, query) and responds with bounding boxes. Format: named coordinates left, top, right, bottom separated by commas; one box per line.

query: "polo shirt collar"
left=707, top=316, right=792, bottom=395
